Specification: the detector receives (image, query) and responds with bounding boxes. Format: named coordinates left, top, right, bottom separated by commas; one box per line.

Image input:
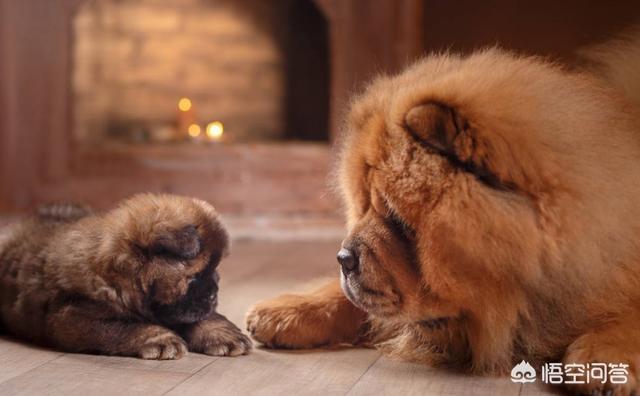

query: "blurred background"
left=0, top=0, right=639, bottom=236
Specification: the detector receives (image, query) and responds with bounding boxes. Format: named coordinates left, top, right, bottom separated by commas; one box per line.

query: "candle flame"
left=206, top=121, right=224, bottom=141
left=178, top=97, right=192, bottom=112
left=188, top=124, right=201, bottom=138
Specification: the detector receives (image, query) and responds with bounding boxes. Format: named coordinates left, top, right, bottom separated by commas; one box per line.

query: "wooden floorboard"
left=0, top=355, right=194, bottom=396
left=520, top=382, right=565, bottom=396
left=0, top=239, right=565, bottom=395
left=347, top=358, right=521, bottom=396
left=165, top=348, right=381, bottom=396
left=0, top=338, right=64, bottom=383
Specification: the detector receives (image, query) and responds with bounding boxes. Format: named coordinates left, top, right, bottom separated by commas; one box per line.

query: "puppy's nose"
left=337, top=248, right=358, bottom=274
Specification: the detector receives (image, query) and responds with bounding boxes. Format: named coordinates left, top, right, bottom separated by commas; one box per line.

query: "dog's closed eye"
left=149, top=225, right=202, bottom=260
left=385, top=208, right=415, bottom=242
left=405, top=102, right=513, bottom=192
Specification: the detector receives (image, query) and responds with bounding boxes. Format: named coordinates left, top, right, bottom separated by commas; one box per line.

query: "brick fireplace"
left=73, top=0, right=329, bottom=144
left=0, top=0, right=424, bottom=216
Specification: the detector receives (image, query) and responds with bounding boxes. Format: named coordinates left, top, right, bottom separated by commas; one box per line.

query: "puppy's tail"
left=578, top=26, right=640, bottom=108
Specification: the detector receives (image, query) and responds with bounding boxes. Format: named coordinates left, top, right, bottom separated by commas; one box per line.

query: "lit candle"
left=187, top=123, right=201, bottom=142
left=177, top=97, right=196, bottom=140
left=178, top=97, right=192, bottom=112
left=206, top=121, right=224, bottom=143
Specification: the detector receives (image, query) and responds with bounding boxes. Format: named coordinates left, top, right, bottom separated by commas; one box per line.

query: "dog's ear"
left=149, top=225, right=202, bottom=260
left=404, top=102, right=461, bottom=152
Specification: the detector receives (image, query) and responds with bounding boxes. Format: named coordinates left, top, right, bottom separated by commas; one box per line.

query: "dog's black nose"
left=337, top=248, right=358, bottom=274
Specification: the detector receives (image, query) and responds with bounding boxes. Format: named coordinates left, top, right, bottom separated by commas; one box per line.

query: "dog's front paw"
left=137, top=328, right=188, bottom=360
left=246, top=295, right=330, bottom=349
left=245, top=301, right=291, bottom=348
left=184, top=316, right=252, bottom=357
left=563, top=331, right=638, bottom=396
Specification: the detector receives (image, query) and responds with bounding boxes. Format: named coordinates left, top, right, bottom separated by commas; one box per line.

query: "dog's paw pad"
left=187, top=319, right=252, bottom=357
left=138, top=332, right=188, bottom=360
left=245, top=302, right=311, bottom=348
left=564, top=336, right=637, bottom=396
left=202, top=333, right=252, bottom=357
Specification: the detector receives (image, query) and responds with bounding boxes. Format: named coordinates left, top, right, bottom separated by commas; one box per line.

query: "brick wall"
left=73, top=0, right=292, bottom=143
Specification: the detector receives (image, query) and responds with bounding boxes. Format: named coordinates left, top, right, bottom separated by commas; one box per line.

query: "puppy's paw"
left=246, top=295, right=331, bottom=349
left=184, top=317, right=252, bottom=357
left=137, top=329, right=188, bottom=360
left=563, top=332, right=638, bottom=396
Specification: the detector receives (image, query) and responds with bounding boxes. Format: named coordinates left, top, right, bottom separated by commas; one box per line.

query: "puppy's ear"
left=150, top=225, right=202, bottom=260
left=404, top=102, right=461, bottom=152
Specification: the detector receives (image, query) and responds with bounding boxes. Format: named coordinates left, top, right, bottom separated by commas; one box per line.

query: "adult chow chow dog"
left=247, top=49, right=640, bottom=395
left=0, top=194, right=251, bottom=359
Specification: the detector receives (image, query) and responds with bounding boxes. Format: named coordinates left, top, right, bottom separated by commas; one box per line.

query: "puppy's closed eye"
left=149, top=225, right=202, bottom=260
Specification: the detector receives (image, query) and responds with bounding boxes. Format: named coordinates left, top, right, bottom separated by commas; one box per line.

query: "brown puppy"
left=247, top=49, right=640, bottom=395
left=0, top=194, right=251, bottom=359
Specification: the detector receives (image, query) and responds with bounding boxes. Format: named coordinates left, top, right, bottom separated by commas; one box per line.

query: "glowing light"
left=206, top=121, right=224, bottom=141
left=178, top=97, right=192, bottom=112
left=187, top=124, right=201, bottom=138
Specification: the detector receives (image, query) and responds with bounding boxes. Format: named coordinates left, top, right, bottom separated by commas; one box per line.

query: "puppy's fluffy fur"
left=247, top=48, right=640, bottom=395
left=0, top=194, right=251, bottom=359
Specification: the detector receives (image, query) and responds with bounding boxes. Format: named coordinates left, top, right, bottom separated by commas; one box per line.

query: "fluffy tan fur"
left=579, top=26, right=640, bottom=109
left=247, top=48, right=640, bottom=395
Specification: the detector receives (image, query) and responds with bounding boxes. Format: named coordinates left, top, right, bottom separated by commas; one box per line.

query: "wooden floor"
left=0, top=239, right=563, bottom=396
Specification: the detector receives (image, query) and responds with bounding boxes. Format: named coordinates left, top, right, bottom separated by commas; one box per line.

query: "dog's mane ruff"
left=579, top=25, right=640, bottom=109
left=367, top=317, right=475, bottom=371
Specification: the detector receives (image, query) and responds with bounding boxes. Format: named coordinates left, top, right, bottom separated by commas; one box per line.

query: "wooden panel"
left=520, top=382, right=564, bottom=396
left=0, top=0, right=24, bottom=211
left=166, top=348, right=381, bottom=396
left=38, top=143, right=339, bottom=214
left=0, top=0, right=79, bottom=211
left=347, top=358, right=522, bottom=396
left=0, top=356, right=196, bottom=396
left=0, top=338, right=63, bottom=383
left=422, top=0, right=640, bottom=59
left=318, top=0, right=424, bottom=138
left=50, top=353, right=214, bottom=375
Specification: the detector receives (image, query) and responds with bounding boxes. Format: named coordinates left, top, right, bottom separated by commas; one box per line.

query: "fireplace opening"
left=72, top=0, right=330, bottom=145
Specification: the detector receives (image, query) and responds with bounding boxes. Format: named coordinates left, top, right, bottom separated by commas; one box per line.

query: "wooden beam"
left=322, top=0, right=425, bottom=140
